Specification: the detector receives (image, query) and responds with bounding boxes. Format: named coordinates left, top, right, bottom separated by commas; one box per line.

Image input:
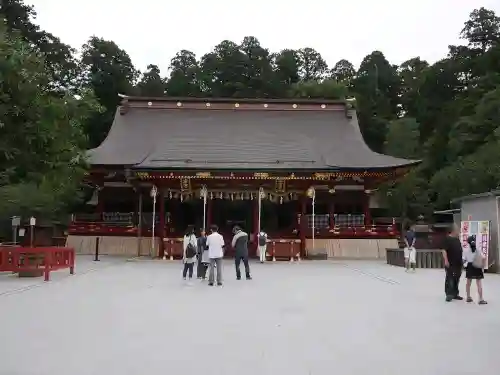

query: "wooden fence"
left=386, top=248, right=444, bottom=269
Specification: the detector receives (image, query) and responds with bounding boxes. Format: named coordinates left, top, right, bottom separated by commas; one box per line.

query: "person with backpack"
left=196, top=228, right=209, bottom=280
left=464, top=235, right=487, bottom=305
left=182, top=225, right=197, bottom=282
left=257, top=231, right=268, bottom=263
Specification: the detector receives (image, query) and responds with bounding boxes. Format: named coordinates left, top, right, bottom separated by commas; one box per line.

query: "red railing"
left=0, top=246, right=75, bottom=281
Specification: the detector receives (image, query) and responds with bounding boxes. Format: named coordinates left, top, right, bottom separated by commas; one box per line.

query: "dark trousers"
left=197, top=258, right=208, bottom=279
left=235, top=255, right=251, bottom=279
left=445, top=266, right=462, bottom=297
left=183, top=263, right=194, bottom=278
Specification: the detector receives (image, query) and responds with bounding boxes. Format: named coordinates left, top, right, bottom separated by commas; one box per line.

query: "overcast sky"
left=30, top=0, right=500, bottom=73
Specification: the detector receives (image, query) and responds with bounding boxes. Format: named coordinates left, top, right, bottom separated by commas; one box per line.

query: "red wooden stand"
left=0, top=247, right=75, bottom=281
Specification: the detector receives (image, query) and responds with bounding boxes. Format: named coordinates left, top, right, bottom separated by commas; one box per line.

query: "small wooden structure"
left=0, top=246, right=75, bottom=281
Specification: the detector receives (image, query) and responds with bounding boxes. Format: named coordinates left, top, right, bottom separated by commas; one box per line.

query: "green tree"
left=165, top=50, right=202, bottom=96
left=0, top=24, right=101, bottom=218
left=297, top=47, right=328, bottom=81
left=288, top=79, right=348, bottom=100
left=384, top=118, right=421, bottom=159
left=80, top=36, right=138, bottom=147
left=198, top=40, right=247, bottom=97
left=273, top=49, right=301, bottom=86
left=1, top=0, right=81, bottom=92
left=461, top=7, right=500, bottom=51
left=352, top=51, right=400, bottom=152
left=330, top=59, right=356, bottom=85
left=136, top=64, right=166, bottom=96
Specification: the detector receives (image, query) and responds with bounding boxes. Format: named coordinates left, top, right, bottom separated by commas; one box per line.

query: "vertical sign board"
left=460, top=220, right=490, bottom=269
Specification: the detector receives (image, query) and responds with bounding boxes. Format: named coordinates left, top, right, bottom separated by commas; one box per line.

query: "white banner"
left=460, top=220, right=490, bottom=269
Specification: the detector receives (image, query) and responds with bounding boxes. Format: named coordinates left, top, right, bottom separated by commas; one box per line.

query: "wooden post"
left=159, top=191, right=165, bottom=259
left=253, top=194, right=259, bottom=257
left=300, top=197, right=306, bottom=257
left=137, top=192, right=143, bottom=257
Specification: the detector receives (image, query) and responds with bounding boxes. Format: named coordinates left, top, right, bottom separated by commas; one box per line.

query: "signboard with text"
left=460, top=220, right=490, bottom=269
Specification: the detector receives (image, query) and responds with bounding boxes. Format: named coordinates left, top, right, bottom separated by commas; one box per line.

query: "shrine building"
left=66, top=96, right=420, bottom=260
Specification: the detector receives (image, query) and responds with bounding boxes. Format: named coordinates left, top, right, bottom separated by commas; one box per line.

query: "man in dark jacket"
left=232, top=226, right=252, bottom=280
left=442, top=225, right=464, bottom=302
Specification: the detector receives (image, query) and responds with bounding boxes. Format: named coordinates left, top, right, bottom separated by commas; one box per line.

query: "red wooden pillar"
left=158, top=191, right=165, bottom=258
left=299, top=197, right=306, bottom=256
left=252, top=196, right=259, bottom=256
left=364, top=191, right=371, bottom=227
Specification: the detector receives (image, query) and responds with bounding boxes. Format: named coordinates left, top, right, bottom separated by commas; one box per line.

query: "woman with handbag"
left=464, top=235, right=487, bottom=305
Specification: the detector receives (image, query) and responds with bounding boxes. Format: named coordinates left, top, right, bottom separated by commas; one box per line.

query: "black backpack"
left=185, top=240, right=196, bottom=258
left=258, top=234, right=267, bottom=246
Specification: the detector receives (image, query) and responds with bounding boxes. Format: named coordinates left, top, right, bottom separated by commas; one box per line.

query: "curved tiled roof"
left=88, top=98, right=420, bottom=170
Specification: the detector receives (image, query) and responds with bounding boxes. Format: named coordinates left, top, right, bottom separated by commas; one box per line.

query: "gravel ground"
left=0, top=256, right=498, bottom=375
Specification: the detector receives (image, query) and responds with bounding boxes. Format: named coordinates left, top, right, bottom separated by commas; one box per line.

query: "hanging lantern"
left=231, top=193, right=234, bottom=201
left=250, top=193, right=254, bottom=200
left=180, top=194, right=184, bottom=202
left=240, top=193, right=244, bottom=200
left=210, top=192, right=214, bottom=200
left=169, top=191, right=173, bottom=199
left=219, top=192, right=223, bottom=199
left=280, top=196, right=283, bottom=204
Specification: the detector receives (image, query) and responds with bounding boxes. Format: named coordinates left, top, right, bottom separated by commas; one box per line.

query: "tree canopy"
left=1, top=1, right=500, bottom=221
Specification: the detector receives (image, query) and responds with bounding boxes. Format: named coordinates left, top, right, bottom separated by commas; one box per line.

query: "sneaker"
left=453, top=296, right=464, bottom=301
left=236, top=276, right=241, bottom=280
left=466, top=297, right=473, bottom=303
left=246, top=276, right=252, bottom=280
left=479, top=300, right=488, bottom=305
left=446, top=296, right=453, bottom=302
left=217, top=282, right=223, bottom=286
left=208, top=283, right=214, bottom=286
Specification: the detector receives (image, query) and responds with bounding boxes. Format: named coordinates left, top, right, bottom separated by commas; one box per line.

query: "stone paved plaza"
left=0, top=256, right=499, bottom=375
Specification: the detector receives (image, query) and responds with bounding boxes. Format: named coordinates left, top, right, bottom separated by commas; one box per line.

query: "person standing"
left=404, top=225, right=416, bottom=272
left=257, top=231, right=268, bottom=263
left=197, top=229, right=208, bottom=280
left=464, top=235, right=487, bottom=305
left=441, top=226, right=464, bottom=302
left=206, top=224, right=224, bottom=286
left=232, top=226, right=252, bottom=280
left=182, top=225, right=197, bottom=282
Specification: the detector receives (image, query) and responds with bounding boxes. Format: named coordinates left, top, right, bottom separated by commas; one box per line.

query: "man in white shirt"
left=206, top=224, right=224, bottom=286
